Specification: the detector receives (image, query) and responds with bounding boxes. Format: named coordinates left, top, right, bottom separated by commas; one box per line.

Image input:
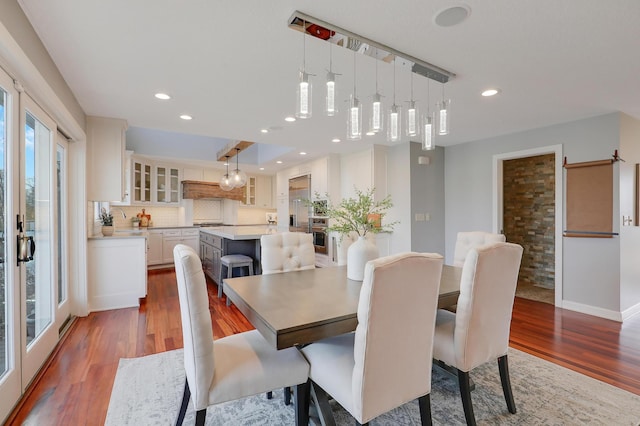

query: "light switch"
left=415, top=213, right=425, bottom=222
left=424, top=213, right=430, bottom=221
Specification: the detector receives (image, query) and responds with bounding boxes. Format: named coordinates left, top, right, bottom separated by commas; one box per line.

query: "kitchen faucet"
left=110, top=207, right=127, bottom=219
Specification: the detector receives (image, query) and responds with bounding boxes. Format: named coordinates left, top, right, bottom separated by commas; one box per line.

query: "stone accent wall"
left=503, top=154, right=555, bottom=288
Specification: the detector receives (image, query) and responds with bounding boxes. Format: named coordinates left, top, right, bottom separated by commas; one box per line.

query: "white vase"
left=101, top=225, right=114, bottom=236
left=347, top=235, right=379, bottom=281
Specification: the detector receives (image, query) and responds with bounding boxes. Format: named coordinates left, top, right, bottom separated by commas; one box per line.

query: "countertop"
left=88, top=230, right=149, bottom=240
left=199, top=225, right=279, bottom=240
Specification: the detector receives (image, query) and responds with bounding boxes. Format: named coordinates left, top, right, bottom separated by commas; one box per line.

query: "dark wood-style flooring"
left=6, top=268, right=640, bottom=425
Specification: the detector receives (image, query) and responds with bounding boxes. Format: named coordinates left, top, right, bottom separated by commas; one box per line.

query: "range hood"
left=182, top=180, right=244, bottom=201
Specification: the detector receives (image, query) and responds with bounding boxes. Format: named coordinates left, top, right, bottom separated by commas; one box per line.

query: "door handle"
left=17, top=235, right=35, bottom=266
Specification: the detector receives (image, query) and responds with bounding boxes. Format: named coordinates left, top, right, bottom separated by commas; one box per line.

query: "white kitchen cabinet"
left=159, top=228, right=201, bottom=265
left=276, top=171, right=288, bottom=198
left=147, top=230, right=164, bottom=265
left=243, top=175, right=273, bottom=208
left=255, top=175, right=273, bottom=208
left=87, top=237, right=146, bottom=311
left=311, top=157, right=328, bottom=198
left=132, top=158, right=152, bottom=203
left=87, top=116, right=128, bottom=202
left=155, top=164, right=180, bottom=205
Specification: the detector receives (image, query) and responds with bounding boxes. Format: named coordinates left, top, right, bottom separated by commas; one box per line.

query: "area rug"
left=106, top=348, right=640, bottom=425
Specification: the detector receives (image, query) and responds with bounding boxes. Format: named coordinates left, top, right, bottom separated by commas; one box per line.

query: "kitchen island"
left=199, top=225, right=279, bottom=283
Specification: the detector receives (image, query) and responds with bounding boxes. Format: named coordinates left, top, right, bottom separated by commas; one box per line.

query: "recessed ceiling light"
left=285, top=116, right=296, bottom=122
left=180, top=114, right=193, bottom=120
left=366, top=131, right=375, bottom=136
left=260, top=129, right=269, bottom=133
left=276, top=160, right=283, bottom=164
left=259, top=167, right=265, bottom=171
left=300, top=152, right=307, bottom=155
left=481, top=88, right=501, bottom=97
left=434, top=5, right=471, bottom=27
left=332, top=138, right=341, bottom=143
left=155, top=93, right=171, bottom=100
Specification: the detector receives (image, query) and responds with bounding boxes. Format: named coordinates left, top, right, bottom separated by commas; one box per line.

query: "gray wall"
left=445, top=113, right=622, bottom=312
left=0, top=0, right=85, bottom=129
left=410, top=142, right=445, bottom=255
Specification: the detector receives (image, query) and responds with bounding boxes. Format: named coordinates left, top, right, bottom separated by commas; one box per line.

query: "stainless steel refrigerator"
left=289, top=175, right=311, bottom=233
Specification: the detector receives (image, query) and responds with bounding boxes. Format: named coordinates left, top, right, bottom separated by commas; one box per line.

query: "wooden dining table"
left=223, top=264, right=462, bottom=350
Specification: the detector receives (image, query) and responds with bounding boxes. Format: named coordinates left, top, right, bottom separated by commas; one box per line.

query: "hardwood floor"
left=6, top=268, right=640, bottom=425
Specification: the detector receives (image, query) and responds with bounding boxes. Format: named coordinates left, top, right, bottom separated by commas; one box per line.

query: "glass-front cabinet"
left=155, top=165, right=180, bottom=204
left=133, top=159, right=152, bottom=203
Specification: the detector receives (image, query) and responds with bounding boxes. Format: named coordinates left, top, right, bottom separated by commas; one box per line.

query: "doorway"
left=493, top=145, right=563, bottom=306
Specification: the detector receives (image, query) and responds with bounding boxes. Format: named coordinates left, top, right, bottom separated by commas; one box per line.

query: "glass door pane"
left=24, top=111, right=52, bottom=346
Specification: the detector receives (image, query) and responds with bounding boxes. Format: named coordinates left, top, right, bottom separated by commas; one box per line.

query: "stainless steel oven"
left=311, top=217, right=328, bottom=254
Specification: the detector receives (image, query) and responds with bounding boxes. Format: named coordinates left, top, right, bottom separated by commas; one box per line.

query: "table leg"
left=433, top=360, right=475, bottom=391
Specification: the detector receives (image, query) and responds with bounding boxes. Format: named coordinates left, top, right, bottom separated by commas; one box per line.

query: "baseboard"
left=622, top=301, right=640, bottom=321
left=561, top=300, right=622, bottom=322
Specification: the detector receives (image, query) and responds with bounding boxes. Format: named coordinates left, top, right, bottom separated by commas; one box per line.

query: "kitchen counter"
left=88, top=231, right=148, bottom=240
left=200, top=225, right=279, bottom=240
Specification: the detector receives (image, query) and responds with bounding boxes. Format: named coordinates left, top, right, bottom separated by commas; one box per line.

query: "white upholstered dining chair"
left=260, top=231, right=315, bottom=274
left=172, top=244, right=310, bottom=426
left=433, top=241, right=523, bottom=426
left=301, top=252, right=444, bottom=426
left=453, top=231, right=506, bottom=267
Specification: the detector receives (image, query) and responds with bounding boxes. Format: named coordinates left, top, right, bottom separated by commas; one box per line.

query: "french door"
left=0, top=66, right=66, bottom=422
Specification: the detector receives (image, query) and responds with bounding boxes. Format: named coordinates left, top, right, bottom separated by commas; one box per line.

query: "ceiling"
left=17, top=1, right=640, bottom=173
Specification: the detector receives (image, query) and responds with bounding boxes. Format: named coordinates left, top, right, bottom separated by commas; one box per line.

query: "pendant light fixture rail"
left=288, top=11, right=456, bottom=84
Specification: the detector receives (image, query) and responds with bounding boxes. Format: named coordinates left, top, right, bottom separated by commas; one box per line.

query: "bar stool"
left=219, top=254, right=254, bottom=306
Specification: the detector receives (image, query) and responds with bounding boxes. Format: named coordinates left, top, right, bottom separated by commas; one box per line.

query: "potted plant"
left=322, top=188, right=397, bottom=280
left=100, top=207, right=114, bottom=236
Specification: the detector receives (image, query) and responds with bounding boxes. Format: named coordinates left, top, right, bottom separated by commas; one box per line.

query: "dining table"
left=223, top=264, right=462, bottom=350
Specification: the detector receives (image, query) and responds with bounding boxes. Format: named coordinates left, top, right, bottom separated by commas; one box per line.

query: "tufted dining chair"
left=260, top=231, right=316, bottom=274
left=172, top=244, right=310, bottom=426
left=301, top=252, right=444, bottom=426
left=433, top=242, right=523, bottom=426
left=453, top=231, right=506, bottom=267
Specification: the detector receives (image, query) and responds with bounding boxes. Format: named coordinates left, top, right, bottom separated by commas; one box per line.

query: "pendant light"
left=422, top=80, right=435, bottom=151
left=230, top=148, right=247, bottom=188
left=437, top=83, right=451, bottom=135
left=220, top=155, right=234, bottom=191
left=296, top=20, right=312, bottom=119
left=369, top=48, right=384, bottom=134
left=406, top=71, right=420, bottom=138
left=347, top=51, right=362, bottom=140
left=387, top=59, right=401, bottom=142
left=325, top=42, right=339, bottom=116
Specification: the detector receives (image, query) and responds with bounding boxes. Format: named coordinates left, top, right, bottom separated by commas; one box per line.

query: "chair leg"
left=218, top=265, right=225, bottom=298
left=294, top=380, right=310, bottom=426
left=175, top=379, right=190, bottom=426
left=498, top=355, right=517, bottom=414
left=266, top=391, right=273, bottom=399
left=284, top=386, right=292, bottom=405
left=310, top=382, right=337, bottom=426
left=225, top=265, right=233, bottom=306
left=195, top=409, right=206, bottom=426
left=418, top=394, right=433, bottom=426
left=457, top=369, right=476, bottom=426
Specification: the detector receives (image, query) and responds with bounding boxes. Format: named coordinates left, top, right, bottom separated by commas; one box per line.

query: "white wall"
left=619, top=113, right=640, bottom=315
left=386, top=142, right=412, bottom=254
left=445, top=113, right=621, bottom=313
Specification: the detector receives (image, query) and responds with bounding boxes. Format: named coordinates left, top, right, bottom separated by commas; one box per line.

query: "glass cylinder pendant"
left=296, top=71, right=312, bottom=119
left=325, top=71, right=337, bottom=116
left=347, top=95, right=362, bottom=141
left=437, top=99, right=450, bottom=135
left=422, top=113, right=435, bottom=151
left=406, top=100, right=420, bottom=138
left=369, top=92, right=384, bottom=133
left=387, top=104, right=401, bottom=142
